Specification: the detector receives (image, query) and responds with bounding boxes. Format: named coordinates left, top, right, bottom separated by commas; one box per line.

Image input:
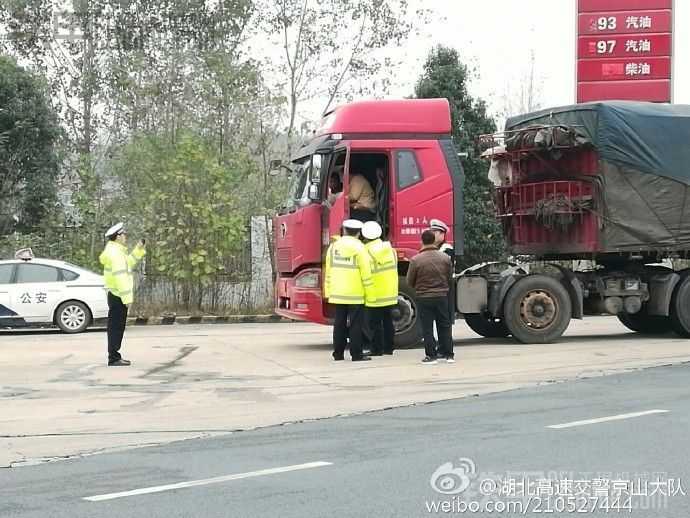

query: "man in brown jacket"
left=406, top=230, right=454, bottom=364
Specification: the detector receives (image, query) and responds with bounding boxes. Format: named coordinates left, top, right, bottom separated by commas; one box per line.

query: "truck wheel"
left=503, top=275, right=571, bottom=344
left=393, top=278, right=422, bottom=349
left=464, top=312, right=510, bottom=338
left=669, top=270, right=690, bottom=337
left=617, top=313, right=671, bottom=334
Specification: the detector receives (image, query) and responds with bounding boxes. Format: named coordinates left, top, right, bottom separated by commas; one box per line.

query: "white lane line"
left=83, top=461, right=332, bottom=502
left=547, top=409, right=669, bottom=429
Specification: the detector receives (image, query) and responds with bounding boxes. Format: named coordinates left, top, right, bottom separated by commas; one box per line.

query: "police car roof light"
left=14, top=248, right=35, bottom=261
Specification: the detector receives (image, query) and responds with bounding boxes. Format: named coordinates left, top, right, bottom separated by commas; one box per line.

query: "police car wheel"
left=55, top=301, right=91, bottom=334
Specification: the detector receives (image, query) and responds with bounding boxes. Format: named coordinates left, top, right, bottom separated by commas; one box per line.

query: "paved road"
left=2, top=317, right=690, bottom=468
left=1, top=363, right=688, bottom=517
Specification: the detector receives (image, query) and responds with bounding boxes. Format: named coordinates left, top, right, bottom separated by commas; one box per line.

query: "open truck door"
left=322, top=144, right=350, bottom=249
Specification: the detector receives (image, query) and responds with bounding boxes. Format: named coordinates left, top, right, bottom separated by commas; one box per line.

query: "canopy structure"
left=505, top=101, right=690, bottom=253
left=506, top=101, right=690, bottom=185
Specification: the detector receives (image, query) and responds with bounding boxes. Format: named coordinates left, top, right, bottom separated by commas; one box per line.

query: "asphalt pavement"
left=3, top=317, right=690, bottom=468
left=1, top=363, right=688, bottom=518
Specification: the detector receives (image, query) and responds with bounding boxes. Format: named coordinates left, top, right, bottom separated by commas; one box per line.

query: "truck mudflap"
left=647, top=272, right=680, bottom=316
left=549, top=264, right=585, bottom=320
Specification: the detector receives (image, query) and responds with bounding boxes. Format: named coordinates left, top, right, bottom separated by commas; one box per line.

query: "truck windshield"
left=283, top=157, right=311, bottom=210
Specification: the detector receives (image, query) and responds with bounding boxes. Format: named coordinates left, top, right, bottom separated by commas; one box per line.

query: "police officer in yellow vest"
left=324, top=219, right=376, bottom=361
left=99, top=223, right=146, bottom=366
left=361, top=221, right=398, bottom=356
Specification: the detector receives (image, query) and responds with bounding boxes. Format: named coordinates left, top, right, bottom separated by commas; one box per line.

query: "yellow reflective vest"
left=99, top=241, right=146, bottom=305
left=324, top=235, right=376, bottom=305
left=365, top=239, right=399, bottom=308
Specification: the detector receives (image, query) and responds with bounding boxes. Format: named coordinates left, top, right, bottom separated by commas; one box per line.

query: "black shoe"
left=108, top=359, right=131, bottom=366
left=352, top=355, right=372, bottom=362
left=421, top=356, right=438, bottom=365
left=383, top=350, right=394, bottom=355
left=363, top=350, right=384, bottom=356
left=333, top=353, right=345, bottom=361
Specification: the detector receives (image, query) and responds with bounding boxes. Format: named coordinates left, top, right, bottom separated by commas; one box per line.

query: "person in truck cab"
left=327, top=169, right=343, bottom=204
left=348, top=172, right=377, bottom=222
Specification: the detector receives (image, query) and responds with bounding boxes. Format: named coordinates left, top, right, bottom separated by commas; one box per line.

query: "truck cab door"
left=322, top=145, right=350, bottom=250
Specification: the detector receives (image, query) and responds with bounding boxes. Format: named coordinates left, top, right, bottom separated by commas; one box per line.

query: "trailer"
left=462, top=101, right=690, bottom=342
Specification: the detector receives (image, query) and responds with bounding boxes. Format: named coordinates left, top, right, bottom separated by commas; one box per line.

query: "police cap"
left=361, top=221, right=382, bottom=240
left=105, top=222, right=125, bottom=237
left=429, top=219, right=449, bottom=233
left=342, top=219, right=364, bottom=231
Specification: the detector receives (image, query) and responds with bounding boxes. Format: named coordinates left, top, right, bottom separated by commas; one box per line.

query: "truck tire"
left=393, top=278, right=422, bottom=349
left=502, top=275, right=571, bottom=344
left=669, top=270, right=690, bottom=337
left=464, top=312, right=510, bottom=338
left=617, top=313, right=671, bottom=334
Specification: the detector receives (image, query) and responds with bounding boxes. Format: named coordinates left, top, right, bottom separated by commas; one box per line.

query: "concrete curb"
left=123, top=314, right=290, bottom=326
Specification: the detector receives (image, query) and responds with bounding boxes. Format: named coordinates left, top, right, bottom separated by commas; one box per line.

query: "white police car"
left=0, top=249, right=108, bottom=333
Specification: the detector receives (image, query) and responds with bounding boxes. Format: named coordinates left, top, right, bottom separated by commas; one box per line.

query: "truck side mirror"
left=311, top=154, right=324, bottom=184
left=307, top=183, right=320, bottom=201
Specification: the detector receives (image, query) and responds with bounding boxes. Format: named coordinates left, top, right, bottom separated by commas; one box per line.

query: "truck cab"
left=273, top=99, right=464, bottom=347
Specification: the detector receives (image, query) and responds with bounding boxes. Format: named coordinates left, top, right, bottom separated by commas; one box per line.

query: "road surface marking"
left=83, top=461, right=332, bottom=501
left=547, top=409, right=669, bottom=429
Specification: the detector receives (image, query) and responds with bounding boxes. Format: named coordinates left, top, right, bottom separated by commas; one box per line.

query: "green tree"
left=1, top=0, right=265, bottom=260
left=0, top=56, right=61, bottom=234
left=414, top=46, right=505, bottom=268
left=110, top=132, right=255, bottom=310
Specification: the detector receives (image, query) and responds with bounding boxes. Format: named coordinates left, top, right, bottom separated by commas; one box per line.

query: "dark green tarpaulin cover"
left=504, top=102, right=690, bottom=253
left=506, top=101, right=690, bottom=186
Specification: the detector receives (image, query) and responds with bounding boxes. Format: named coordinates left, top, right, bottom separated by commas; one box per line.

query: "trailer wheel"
left=503, top=275, right=571, bottom=344
left=393, top=278, right=422, bottom=349
left=617, top=313, right=671, bottom=334
left=464, top=312, right=510, bottom=338
left=669, top=270, right=690, bottom=337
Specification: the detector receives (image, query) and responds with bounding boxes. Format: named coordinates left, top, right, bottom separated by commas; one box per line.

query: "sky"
left=385, top=0, right=690, bottom=121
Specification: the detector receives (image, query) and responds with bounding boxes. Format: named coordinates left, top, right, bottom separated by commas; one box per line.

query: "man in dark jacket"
left=406, top=230, right=454, bottom=364
left=429, top=218, right=456, bottom=343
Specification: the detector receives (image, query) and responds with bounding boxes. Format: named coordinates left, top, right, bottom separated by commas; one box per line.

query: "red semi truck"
left=274, top=98, right=690, bottom=345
